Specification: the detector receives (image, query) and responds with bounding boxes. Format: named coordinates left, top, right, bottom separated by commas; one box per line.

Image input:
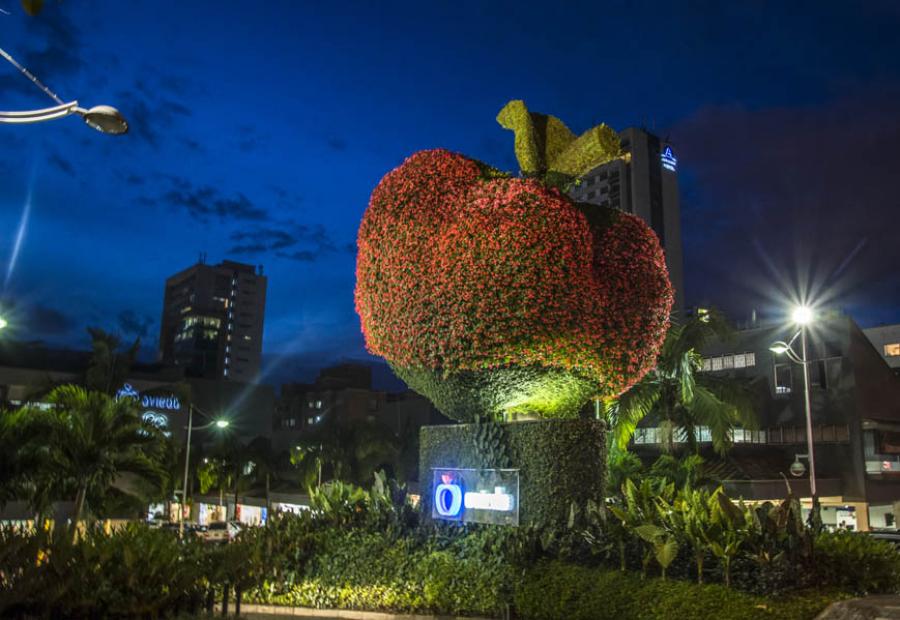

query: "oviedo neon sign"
left=431, top=468, right=519, bottom=526
left=116, top=384, right=182, bottom=434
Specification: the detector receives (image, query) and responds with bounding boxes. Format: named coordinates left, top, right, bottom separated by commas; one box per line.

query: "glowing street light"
left=0, top=317, right=7, bottom=330
left=0, top=47, right=129, bottom=135
left=792, top=305, right=814, bottom=326
left=770, top=305, right=817, bottom=506
left=179, top=406, right=230, bottom=538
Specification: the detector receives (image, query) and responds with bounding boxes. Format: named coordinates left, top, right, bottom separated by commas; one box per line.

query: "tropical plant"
left=670, top=485, right=717, bottom=583
left=246, top=436, right=282, bottom=514
left=22, top=385, right=168, bottom=526
left=707, top=491, right=752, bottom=587
left=84, top=328, right=140, bottom=396
left=610, top=478, right=676, bottom=577
left=607, top=309, right=758, bottom=455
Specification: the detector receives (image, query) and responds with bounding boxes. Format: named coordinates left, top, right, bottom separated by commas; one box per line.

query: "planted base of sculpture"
left=419, top=418, right=605, bottom=528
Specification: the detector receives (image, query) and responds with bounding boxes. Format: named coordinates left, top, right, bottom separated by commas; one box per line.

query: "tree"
left=607, top=310, right=759, bottom=455
left=246, top=436, right=283, bottom=515
left=84, top=328, right=140, bottom=396
left=32, top=385, right=167, bottom=525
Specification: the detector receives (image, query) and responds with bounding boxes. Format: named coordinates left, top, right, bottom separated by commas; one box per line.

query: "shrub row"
left=250, top=528, right=514, bottom=616
left=514, top=562, right=846, bottom=620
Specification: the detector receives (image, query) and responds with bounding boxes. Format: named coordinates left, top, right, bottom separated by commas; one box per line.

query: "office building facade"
left=567, top=127, right=685, bottom=312
left=632, top=314, right=900, bottom=530
left=864, top=324, right=900, bottom=374
left=159, top=259, right=267, bottom=382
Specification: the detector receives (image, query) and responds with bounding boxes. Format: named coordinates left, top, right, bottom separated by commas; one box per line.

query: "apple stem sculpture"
left=355, top=100, right=673, bottom=422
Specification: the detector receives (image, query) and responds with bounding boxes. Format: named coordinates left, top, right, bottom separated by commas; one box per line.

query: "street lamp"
left=769, top=305, right=817, bottom=503
left=0, top=47, right=128, bottom=135
left=179, top=405, right=230, bottom=538
left=0, top=316, right=7, bottom=330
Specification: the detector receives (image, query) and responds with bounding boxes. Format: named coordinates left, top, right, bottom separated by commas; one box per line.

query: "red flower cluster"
left=355, top=149, right=673, bottom=410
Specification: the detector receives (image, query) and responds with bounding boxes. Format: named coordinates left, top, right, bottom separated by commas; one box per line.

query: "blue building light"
left=661, top=145, right=677, bottom=172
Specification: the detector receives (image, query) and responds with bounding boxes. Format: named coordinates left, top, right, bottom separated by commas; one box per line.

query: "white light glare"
left=792, top=306, right=814, bottom=326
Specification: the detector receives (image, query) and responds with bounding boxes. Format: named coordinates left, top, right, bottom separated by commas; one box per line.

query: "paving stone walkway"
left=817, top=596, right=900, bottom=620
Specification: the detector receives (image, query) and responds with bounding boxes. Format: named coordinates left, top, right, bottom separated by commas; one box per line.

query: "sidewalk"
left=227, top=603, right=497, bottom=620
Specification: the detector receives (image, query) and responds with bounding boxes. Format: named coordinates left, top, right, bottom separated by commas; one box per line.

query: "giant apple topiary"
left=355, top=101, right=673, bottom=421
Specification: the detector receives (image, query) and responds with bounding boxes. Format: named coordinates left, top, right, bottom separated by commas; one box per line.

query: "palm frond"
left=608, top=378, right=661, bottom=451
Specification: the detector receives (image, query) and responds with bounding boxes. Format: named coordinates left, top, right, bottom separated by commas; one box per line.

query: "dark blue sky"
left=1, top=1, right=899, bottom=384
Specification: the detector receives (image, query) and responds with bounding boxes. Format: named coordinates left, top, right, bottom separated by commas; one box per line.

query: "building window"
left=885, top=343, right=900, bottom=357
left=774, top=363, right=792, bottom=394
left=710, top=357, right=723, bottom=371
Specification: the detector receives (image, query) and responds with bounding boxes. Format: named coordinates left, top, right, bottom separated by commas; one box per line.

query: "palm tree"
left=35, top=385, right=167, bottom=525
left=607, top=310, right=758, bottom=455
left=246, top=436, right=283, bottom=515
left=84, top=328, right=140, bottom=395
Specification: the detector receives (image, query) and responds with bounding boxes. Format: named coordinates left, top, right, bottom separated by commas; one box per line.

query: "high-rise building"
left=567, top=127, right=685, bottom=312
left=864, top=324, right=900, bottom=375
left=159, top=259, right=267, bottom=382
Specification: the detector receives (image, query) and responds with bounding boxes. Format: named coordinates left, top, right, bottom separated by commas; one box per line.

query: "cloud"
left=158, top=177, right=268, bottom=221
left=0, top=10, right=83, bottom=97
left=47, top=151, right=75, bottom=176
left=327, top=136, right=348, bottom=151
left=667, top=90, right=900, bottom=321
left=117, top=310, right=154, bottom=339
left=117, top=93, right=192, bottom=147
left=228, top=223, right=343, bottom=262
left=27, top=304, right=76, bottom=336
left=276, top=250, right=319, bottom=262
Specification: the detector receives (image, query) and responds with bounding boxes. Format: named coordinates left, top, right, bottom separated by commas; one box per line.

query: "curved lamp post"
left=179, top=406, right=230, bottom=538
left=769, top=305, right=817, bottom=501
left=0, top=47, right=128, bottom=135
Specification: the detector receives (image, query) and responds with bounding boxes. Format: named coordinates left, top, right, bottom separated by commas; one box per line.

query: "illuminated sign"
left=661, top=145, right=677, bottom=172
left=116, top=383, right=182, bottom=411
left=142, top=411, right=170, bottom=429
left=432, top=468, right=519, bottom=526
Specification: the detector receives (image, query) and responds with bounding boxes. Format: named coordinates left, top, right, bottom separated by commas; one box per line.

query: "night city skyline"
left=1, top=1, right=899, bottom=386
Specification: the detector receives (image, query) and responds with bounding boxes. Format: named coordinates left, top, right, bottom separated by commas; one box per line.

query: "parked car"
left=200, top=521, right=241, bottom=543
left=867, top=530, right=900, bottom=547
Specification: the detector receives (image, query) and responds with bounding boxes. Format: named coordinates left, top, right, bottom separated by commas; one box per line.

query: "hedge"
left=250, top=529, right=513, bottom=617
left=419, top=418, right=606, bottom=527
left=514, top=562, right=846, bottom=620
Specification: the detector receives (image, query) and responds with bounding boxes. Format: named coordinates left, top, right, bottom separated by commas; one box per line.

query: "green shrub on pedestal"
left=419, top=418, right=606, bottom=527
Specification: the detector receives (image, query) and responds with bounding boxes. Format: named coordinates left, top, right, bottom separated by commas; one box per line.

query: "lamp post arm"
left=0, top=101, right=79, bottom=124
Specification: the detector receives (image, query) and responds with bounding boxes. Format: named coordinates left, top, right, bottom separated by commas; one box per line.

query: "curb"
left=226, top=603, right=498, bottom=620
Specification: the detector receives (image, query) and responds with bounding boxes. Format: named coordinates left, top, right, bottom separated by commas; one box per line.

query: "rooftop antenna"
left=198, top=251, right=207, bottom=265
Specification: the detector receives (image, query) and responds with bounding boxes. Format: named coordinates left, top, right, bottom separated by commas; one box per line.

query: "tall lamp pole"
left=178, top=406, right=229, bottom=538
left=770, top=306, right=817, bottom=501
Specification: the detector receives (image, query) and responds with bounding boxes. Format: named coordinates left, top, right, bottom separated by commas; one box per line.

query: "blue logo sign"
left=116, top=384, right=181, bottom=411
left=431, top=468, right=519, bottom=526
left=661, top=146, right=677, bottom=172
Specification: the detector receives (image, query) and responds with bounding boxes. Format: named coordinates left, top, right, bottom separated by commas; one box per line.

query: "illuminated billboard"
left=431, top=467, right=519, bottom=526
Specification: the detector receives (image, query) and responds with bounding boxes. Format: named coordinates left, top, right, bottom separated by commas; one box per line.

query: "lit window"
left=734, top=354, right=746, bottom=368
left=701, top=358, right=711, bottom=372
left=746, top=352, right=756, bottom=367
left=711, top=357, right=723, bottom=371
left=885, top=343, right=900, bottom=357
left=315, top=400, right=323, bottom=409
left=774, top=363, right=792, bottom=394
left=243, top=335, right=252, bottom=341
left=722, top=355, right=734, bottom=369
left=223, top=369, right=229, bottom=377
